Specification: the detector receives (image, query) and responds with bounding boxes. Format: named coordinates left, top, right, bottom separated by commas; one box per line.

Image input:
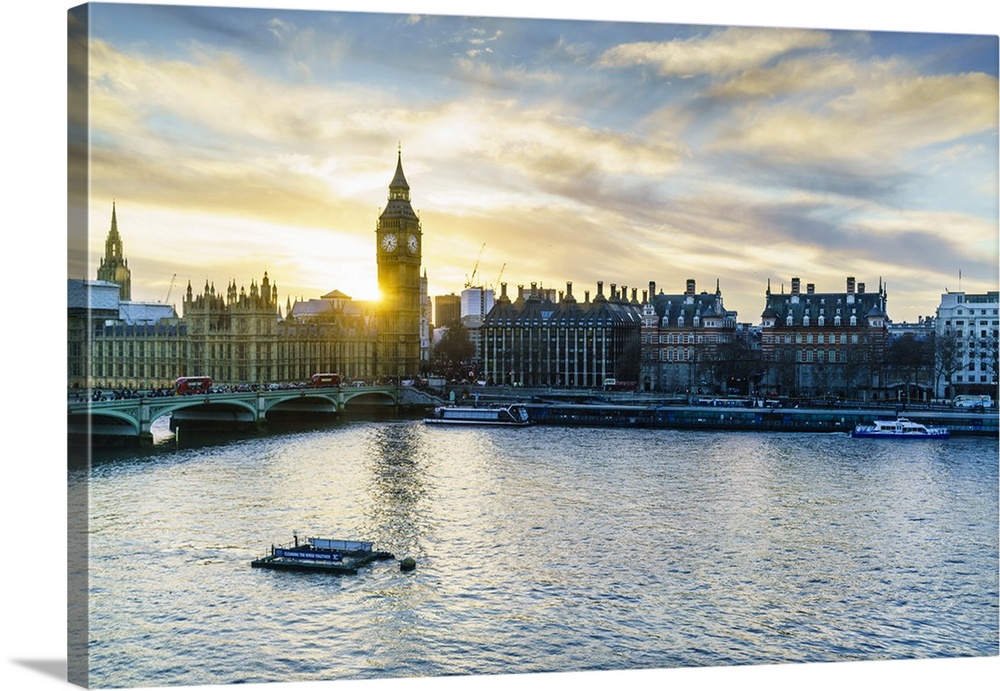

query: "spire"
left=389, top=146, right=410, bottom=197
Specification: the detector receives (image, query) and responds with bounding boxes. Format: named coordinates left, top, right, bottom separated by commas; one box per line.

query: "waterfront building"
left=934, top=289, right=999, bottom=399
left=68, top=279, right=185, bottom=389
left=639, top=279, right=739, bottom=394
left=460, top=286, right=495, bottom=364
left=182, top=276, right=377, bottom=386
left=888, top=315, right=936, bottom=340
left=434, top=293, right=461, bottom=327
left=375, top=149, right=424, bottom=380
left=479, top=280, right=642, bottom=387
left=759, top=276, right=889, bottom=399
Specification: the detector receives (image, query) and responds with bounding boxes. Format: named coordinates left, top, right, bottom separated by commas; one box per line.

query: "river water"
left=73, top=419, right=998, bottom=688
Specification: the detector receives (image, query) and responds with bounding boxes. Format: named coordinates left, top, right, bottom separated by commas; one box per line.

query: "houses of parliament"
left=68, top=153, right=430, bottom=390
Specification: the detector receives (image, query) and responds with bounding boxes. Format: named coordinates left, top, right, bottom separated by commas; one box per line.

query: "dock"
left=522, top=402, right=999, bottom=437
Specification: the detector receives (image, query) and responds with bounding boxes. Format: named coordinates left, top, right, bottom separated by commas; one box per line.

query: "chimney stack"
left=847, top=276, right=856, bottom=294
left=791, top=277, right=801, bottom=295
left=858, top=282, right=866, bottom=294
left=686, top=279, right=696, bottom=296
left=806, top=283, right=815, bottom=294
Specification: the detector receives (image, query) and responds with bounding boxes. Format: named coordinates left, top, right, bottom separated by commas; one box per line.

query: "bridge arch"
left=341, top=389, right=398, bottom=408
left=146, top=397, right=260, bottom=429
left=68, top=409, right=141, bottom=435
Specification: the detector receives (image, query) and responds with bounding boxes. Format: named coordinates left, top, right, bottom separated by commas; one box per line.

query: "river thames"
left=71, top=419, right=998, bottom=688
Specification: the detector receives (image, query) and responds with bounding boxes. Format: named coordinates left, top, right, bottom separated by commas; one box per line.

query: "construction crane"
left=164, top=273, right=177, bottom=304
left=493, top=262, right=506, bottom=292
left=465, top=242, right=486, bottom=288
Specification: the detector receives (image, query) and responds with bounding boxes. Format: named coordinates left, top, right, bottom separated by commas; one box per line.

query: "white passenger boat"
left=851, top=417, right=949, bottom=439
left=424, top=404, right=530, bottom=426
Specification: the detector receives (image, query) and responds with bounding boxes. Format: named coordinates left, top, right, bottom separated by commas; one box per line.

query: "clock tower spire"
left=376, top=147, right=422, bottom=379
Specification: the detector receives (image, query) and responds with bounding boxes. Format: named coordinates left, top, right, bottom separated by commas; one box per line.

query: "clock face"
left=381, top=233, right=397, bottom=252
left=407, top=234, right=419, bottom=254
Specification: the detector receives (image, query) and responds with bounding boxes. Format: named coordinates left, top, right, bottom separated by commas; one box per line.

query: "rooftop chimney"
left=791, top=277, right=801, bottom=295
left=686, top=279, right=696, bottom=296
left=847, top=276, right=856, bottom=294
left=806, top=283, right=815, bottom=294
left=858, top=282, right=866, bottom=294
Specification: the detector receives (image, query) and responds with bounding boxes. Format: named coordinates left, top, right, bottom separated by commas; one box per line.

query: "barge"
left=251, top=535, right=395, bottom=575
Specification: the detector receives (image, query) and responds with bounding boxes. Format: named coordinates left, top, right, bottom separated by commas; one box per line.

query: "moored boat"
left=424, top=403, right=530, bottom=426
left=251, top=535, right=395, bottom=574
left=851, top=417, right=949, bottom=439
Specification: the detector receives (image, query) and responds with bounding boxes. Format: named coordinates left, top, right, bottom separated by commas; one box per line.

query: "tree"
left=707, top=337, right=764, bottom=396
left=431, top=322, right=476, bottom=380
left=886, top=333, right=934, bottom=402
left=933, top=329, right=964, bottom=399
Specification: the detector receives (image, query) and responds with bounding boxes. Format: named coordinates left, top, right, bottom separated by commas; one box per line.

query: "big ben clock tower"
left=376, top=148, right=422, bottom=379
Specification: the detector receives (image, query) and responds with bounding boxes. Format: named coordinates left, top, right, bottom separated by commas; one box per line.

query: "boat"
left=424, top=403, right=530, bottom=426
left=851, top=417, right=950, bottom=439
left=251, top=535, right=395, bottom=574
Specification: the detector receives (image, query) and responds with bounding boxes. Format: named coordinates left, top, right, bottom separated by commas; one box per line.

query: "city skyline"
left=70, top=1, right=998, bottom=325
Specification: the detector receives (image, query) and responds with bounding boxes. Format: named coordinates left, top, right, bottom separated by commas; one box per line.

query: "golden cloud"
left=598, top=26, right=831, bottom=78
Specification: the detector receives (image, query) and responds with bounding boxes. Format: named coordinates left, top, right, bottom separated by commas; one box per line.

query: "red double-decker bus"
left=174, top=376, right=212, bottom=395
left=311, top=373, right=341, bottom=387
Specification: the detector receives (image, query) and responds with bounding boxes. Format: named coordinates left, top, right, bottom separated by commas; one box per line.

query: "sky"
left=68, top=1, right=998, bottom=325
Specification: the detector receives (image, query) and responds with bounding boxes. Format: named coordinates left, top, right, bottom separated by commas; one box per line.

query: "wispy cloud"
left=599, top=26, right=831, bottom=78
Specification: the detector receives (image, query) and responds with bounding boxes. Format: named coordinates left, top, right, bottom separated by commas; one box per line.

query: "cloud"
left=711, top=63, right=996, bottom=161
left=598, top=26, right=831, bottom=78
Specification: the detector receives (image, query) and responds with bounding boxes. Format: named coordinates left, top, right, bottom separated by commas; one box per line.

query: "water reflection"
left=363, top=423, right=430, bottom=559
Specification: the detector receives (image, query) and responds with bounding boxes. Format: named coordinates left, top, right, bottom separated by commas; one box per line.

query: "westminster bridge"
left=68, top=385, right=443, bottom=444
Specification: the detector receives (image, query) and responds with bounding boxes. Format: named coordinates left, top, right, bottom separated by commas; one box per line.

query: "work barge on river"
left=251, top=536, right=395, bottom=575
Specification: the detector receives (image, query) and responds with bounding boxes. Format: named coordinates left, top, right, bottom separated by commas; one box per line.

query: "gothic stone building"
left=71, top=152, right=423, bottom=390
